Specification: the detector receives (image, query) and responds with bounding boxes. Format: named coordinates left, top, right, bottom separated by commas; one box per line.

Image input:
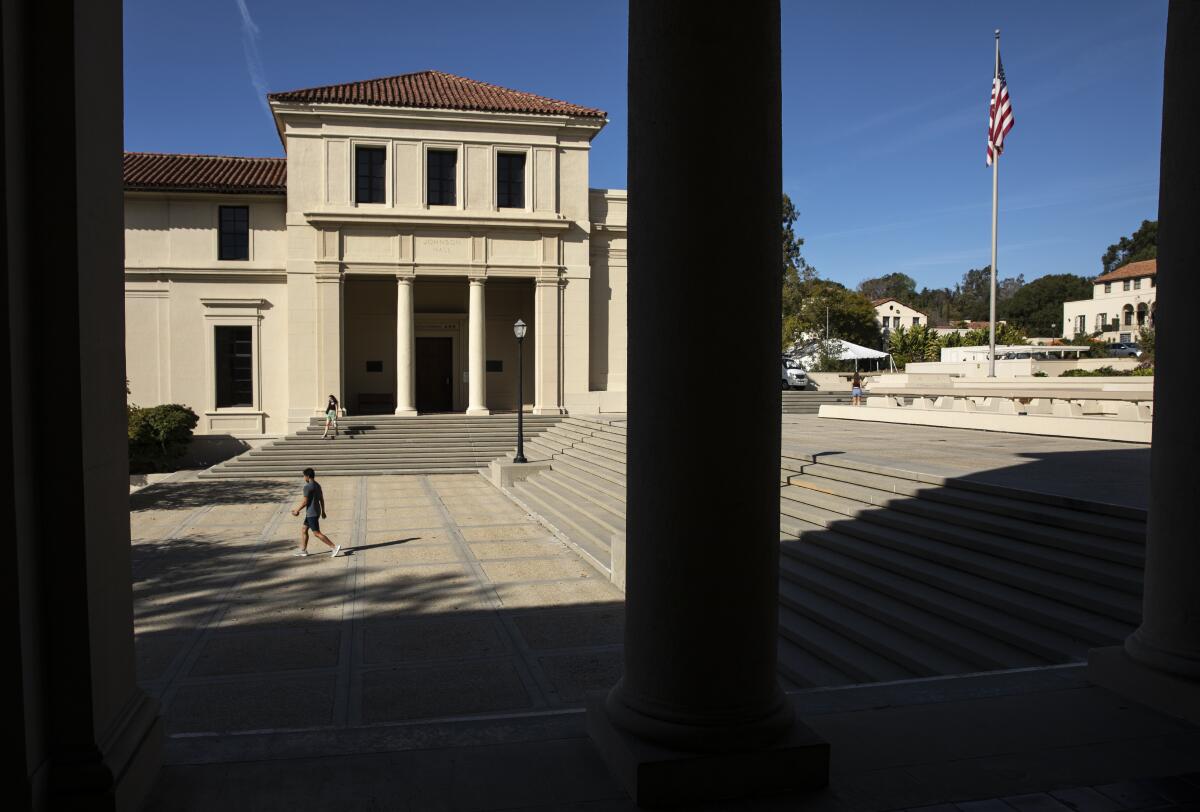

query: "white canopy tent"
left=790, top=339, right=895, bottom=372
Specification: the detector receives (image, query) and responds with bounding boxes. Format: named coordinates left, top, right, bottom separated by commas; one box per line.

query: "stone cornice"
left=303, top=209, right=572, bottom=231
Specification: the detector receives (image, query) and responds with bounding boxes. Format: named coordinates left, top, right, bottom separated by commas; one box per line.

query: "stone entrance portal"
left=415, top=336, right=454, bottom=412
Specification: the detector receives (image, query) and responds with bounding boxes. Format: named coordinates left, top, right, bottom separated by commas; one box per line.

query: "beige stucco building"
left=1061, top=259, right=1156, bottom=343
left=872, top=298, right=928, bottom=337
left=124, top=70, right=627, bottom=437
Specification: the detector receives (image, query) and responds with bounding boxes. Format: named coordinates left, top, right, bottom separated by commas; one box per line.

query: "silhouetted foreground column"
left=1089, top=0, right=1200, bottom=724
left=5, top=0, right=162, bottom=807
left=586, top=1, right=828, bottom=805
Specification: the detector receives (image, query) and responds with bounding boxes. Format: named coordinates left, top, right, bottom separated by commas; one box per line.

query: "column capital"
left=396, top=273, right=415, bottom=285
left=534, top=276, right=563, bottom=288
left=468, top=274, right=488, bottom=285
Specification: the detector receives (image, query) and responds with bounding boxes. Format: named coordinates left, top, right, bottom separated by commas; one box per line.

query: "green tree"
left=1002, top=273, right=1093, bottom=336
left=128, top=404, right=199, bottom=473
left=1101, top=220, right=1157, bottom=275
left=857, top=272, right=917, bottom=304
left=888, top=324, right=941, bottom=369
left=785, top=279, right=882, bottom=349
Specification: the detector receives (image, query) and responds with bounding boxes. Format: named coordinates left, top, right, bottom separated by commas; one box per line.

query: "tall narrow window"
left=1123, top=279, right=1131, bottom=291
left=497, top=152, right=526, bottom=208
left=356, top=146, right=386, bottom=204
left=215, top=325, right=253, bottom=408
left=427, top=149, right=457, bottom=206
left=1134, top=278, right=1142, bottom=290
left=219, top=206, right=249, bottom=260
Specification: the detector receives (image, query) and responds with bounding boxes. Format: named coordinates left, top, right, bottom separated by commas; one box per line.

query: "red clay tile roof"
left=1094, top=258, right=1156, bottom=284
left=871, top=297, right=928, bottom=316
left=124, top=152, right=286, bottom=194
left=267, top=70, right=606, bottom=119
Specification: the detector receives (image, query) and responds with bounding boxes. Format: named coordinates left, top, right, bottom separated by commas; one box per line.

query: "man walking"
left=292, top=467, right=341, bottom=558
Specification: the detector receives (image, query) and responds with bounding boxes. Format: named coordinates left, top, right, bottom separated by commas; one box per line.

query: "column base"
left=466, top=407, right=491, bottom=416
left=586, top=693, right=828, bottom=807
left=393, top=408, right=418, bottom=416
left=31, top=691, right=163, bottom=811
left=1089, top=645, right=1200, bottom=725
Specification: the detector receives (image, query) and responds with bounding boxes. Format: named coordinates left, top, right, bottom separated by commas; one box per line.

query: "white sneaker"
left=331, top=545, right=342, bottom=558
left=293, top=550, right=308, bottom=557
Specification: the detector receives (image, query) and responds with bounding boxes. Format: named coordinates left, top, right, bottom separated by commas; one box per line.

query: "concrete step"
left=778, top=556, right=1043, bottom=672
left=547, top=455, right=627, bottom=500
left=570, top=440, right=627, bottom=467
left=785, top=469, right=1144, bottom=567
left=199, top=465, right=482, bottom=479
left=778, top=524, right=1091, bottom=662
left=563, top=417, right=627, bottom=437
left=510, top=479, right=612, bottom=570
left=776, top=634, right=855, bottom=689
left=787, top=460, right=1145, bottom=545
left=526, top=471, right=625, bottom=535
left=777, top=605, right=914, bottom=684
left=779, top=516, right=1133, bottom=646
left=558, top=445, right=626, bottom=477
left=780, top=481, right=1143, bottom=596
left=778, top=579, right=978, bottom=678
left=779, top=492, right=1140, bottom=625
left=568, top=432, right=626, bottom=455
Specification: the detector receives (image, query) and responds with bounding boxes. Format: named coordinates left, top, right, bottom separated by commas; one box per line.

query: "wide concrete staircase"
left=199, top=414, right=562, bottom=478
left=776, top=450, right=1145, bottom=688
left=783, top=390, right=852, bottom=414
left=499, top=418, right=1148, bottom=690
left=503, top=416, right=627, bottom=573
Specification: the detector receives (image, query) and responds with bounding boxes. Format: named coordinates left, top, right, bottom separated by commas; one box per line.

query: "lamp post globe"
left=513, top=319, right=527, bottom=463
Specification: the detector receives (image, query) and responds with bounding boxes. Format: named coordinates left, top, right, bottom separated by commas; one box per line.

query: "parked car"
left=781, top=363, right=789, bottom=390
left=1107, top=342, right=1142, bottom=358
left=784, top=363, right=808, bottom=390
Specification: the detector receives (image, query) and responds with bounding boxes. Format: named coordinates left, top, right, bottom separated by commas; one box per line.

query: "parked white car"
left=783, top=359, right=808, bottom=390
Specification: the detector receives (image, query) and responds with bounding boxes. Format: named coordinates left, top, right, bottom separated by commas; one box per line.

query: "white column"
left=395, top=275, right=417, bottom=415
left=467, top=276, right=490, bottom=415
left=315, top=271, right=344, bottom=415
left=533, top=277, right=564, bottom=414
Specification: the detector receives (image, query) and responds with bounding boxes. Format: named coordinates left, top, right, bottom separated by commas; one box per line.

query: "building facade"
left=124, top=71, right=628, bottom=437
left=1061, top=258, right=1157, bottom=342
left=873, top=298, right=928, bottom=337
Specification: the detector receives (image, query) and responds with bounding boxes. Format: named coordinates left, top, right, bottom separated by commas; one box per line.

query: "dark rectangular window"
left=218, top=206, right=249, bottom=260
left=215, top=325, right=253, bottom=408
left=427, top=149, right=457, bottom=206
left=366, top=360, right=383, bottom=373
left=497, top=152, right=526, bottom=208
left=486, top=359, right=503, bottom=372
left=355, top=146, right=386, bottom=204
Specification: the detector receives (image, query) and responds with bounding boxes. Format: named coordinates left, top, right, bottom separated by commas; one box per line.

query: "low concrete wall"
left=818, top=403, right=1151, bottom=443
left=1037, top=358, right=1141, bottom=375
left=808, top=372, right=884, bottom=392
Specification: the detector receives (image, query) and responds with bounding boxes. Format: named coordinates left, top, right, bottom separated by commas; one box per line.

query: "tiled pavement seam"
left=335, top=476, right=368, bottom=725
left=418, top=474, right=558, bottom=713
left=899, top=772, right=1200, bottom=812
left=151, top=500, right=293, bottom=709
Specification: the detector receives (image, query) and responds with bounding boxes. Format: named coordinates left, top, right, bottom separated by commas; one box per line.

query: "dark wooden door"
left=415, top=337, right=454, bottom=412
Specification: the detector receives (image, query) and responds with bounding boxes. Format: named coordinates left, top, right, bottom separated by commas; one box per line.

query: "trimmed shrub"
left=129, top=404, right=199, bottom=473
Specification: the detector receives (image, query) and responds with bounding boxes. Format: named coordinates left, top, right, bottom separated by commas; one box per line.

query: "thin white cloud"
left=235, top=0, right=271, bottom=118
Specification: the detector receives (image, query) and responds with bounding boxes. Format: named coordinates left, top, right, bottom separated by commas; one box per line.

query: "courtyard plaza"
left=131, top=473, right=625, bottom=739
left=132, top=420, right=1196, bottom=811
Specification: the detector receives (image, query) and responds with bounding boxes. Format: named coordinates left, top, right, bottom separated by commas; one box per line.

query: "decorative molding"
left=303, top=209, right=571, bottom=231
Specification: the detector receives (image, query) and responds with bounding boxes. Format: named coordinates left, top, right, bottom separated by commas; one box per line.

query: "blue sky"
left=124, top=0, right=1166, bottom=290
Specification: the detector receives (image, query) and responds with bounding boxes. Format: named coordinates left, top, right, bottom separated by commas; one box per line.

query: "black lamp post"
left=513, top=319, right=527, bottom=463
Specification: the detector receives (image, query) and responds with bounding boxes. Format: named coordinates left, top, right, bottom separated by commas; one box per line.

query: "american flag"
left=986, top=55, right=1014, bottom=166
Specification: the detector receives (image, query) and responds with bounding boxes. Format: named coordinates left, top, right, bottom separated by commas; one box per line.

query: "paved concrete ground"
left=146, top=666, right=1200, bottom=811
left=131, top=474, right=624, bottom=738
left=783, top=415, right=1150, bottom=510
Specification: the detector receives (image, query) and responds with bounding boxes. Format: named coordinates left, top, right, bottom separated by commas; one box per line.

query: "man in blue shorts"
left=291, top=467, right=341, bottom=558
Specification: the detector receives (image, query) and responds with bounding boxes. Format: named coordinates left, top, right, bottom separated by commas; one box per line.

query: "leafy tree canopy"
left=858, top=272, right=918, bottom=305
left=1101, top=220, right=1157, bottom=276
left=1003, top=273, right=1093, bottom=336
left=784, top=279, right=882, bottom=350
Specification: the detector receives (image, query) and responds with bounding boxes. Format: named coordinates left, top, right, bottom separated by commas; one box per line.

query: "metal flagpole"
left=988, top=29, right=1000, bottom=378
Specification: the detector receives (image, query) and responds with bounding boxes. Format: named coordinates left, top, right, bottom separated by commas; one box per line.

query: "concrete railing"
left=818, top=385, right=1153, bottom=443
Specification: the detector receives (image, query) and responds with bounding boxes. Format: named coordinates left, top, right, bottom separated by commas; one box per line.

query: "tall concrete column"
left=395, top=275, right=417, bottom=415
left=1090, top=0, right=1200, bottom=723
left=533, top=278, right=563, bottom=415
left=315, top=271, right=344, bottom=413
left=586, top=1, right=827, bottom=806
left=6, top=0, right=163, bottom=806
left=467, top=276, right=490, bottom=415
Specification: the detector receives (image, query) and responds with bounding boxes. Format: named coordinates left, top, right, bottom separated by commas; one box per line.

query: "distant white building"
left=872, top=298, right=927, bottom=337
left=1061, top=259, right=1156, bottom=343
